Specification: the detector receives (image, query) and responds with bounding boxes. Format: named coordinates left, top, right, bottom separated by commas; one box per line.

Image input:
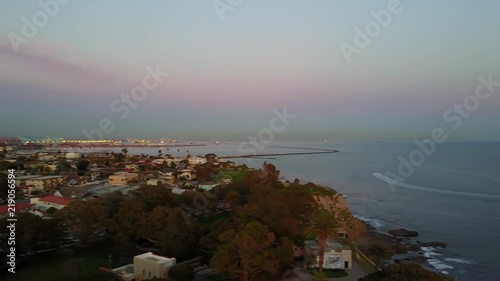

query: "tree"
left=46, top=207, right=58, bottom=214
left=168, top=263, right=194, bottom=281
left=59, top=200, right=111, bottom=243
left=305, top=209, right=337, bottom=273
left=114, top=153, right=125, bottom=162
left=259, top=162, right=280, bottom=184
left=121, top=148, right=128, bottom=158
left=76, top=159, right=90, bottom=171
left=211, top=222, right=291, bottom=281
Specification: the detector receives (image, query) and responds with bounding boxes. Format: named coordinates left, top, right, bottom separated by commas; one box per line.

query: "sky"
left=1, top=0, right=500, bottom=141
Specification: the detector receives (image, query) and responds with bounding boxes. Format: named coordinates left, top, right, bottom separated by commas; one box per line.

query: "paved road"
left=333, top=257, right=371, bottom=281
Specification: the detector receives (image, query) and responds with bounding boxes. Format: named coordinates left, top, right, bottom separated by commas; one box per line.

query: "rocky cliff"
left=313, top=191, right=367, bottom=240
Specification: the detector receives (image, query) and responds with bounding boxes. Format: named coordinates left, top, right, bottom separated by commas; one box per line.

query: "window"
left=149, top=272, right=151, bottom=278
left=142, top=270, right=145, bottom=276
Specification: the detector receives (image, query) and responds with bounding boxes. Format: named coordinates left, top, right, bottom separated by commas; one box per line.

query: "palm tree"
left=305, top=209, right=337, bottom=273
left=121, top=148, right=128, bottom=159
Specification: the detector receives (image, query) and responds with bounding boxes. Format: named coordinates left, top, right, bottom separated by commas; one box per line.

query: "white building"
left=65, top=152, right=81, bottom=159
left=112, top=252, right=176, bottom=281
left=304, top=240, right=352, bottom=270
left=178, top=169, right=194, bottom=180
left=187, top=156, right=207, bottom=165
left=147, top=179, right=169, bottom=186
left=30, top=195, right=71, bottom=210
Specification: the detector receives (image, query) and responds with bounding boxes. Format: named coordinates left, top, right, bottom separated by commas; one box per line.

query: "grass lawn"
left=3, top=244, right=116, bottom=281
left=221, top=169, right=246, bottom=182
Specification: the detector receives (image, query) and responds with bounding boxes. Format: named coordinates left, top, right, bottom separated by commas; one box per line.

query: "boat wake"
left=373, top=173, right=500, bottom=200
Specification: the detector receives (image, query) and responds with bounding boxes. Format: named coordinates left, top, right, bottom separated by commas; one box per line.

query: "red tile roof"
left=0, top=203, right=34, bottom=214
left=39, top=195, right=71, bottom=206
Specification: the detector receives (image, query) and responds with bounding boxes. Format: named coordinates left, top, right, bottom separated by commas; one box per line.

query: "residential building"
left=187, top=156, right=206, bottom=165
left=178, top=169, right=194, bottom=180
left=112, top=252, right=177, bottom=281
left=198, top=182, right=219, bottom=191
left=0, top=203, right=34, bottom=219
left=30, top=195, right=71, bottom=210
left=65, top=152, right=81, bottom=159
left=15, top=175, right=65, bottom=192
left=108, top=172, right=139, bottom=185
left=158, top=172, right=176, bottom=184
left=304, top=240, right=352, bottom=270
left=146, top=179, right=169, bottom=186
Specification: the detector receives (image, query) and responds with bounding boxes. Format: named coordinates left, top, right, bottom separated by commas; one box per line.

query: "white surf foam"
left=444, top=258, right=476, bottom=265
left=353, top=215, right=384, bottom=229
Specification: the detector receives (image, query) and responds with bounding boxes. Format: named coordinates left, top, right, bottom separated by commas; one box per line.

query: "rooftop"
left=304, top=240, right=351, bottom=255
left=0, top=203, right=34, bottom=214
left=135, top=252, right=176, bottom=267
left=39, top=195, right=72, bottom=206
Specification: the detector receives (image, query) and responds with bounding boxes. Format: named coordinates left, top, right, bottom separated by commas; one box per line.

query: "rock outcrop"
left=388, top=228, right=419, bottom=237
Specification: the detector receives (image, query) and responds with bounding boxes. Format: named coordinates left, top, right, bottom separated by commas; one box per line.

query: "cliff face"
left=313, top=193, right=367, bottom=240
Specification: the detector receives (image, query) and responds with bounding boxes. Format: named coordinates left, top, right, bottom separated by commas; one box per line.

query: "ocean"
left=73, top=140, right=500, bottom=281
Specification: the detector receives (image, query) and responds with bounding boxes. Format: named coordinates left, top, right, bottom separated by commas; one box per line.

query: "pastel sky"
left=1, top=0, right=500, bottom=140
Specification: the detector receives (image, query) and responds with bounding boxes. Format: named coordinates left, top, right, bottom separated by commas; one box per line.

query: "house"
left=198, top=182, right=219, bottom=191
left=187, top=156, right=206, bottom=165
left=108, top=172, right=139, bottom=185
left=221, top=176, right=232, bottom=184
left=38, top=153, right=57, bottom=161
left=171, top=188, right=187, bottom=195
left=304, top=240, right=352, bottom=270
left=54, top=189, right=78, bottom=199
left=158, top=172, right=176, bottom=184
left=65, top=152, right=81, bottom=159
left=125, top=164, right=139, bottom=172
left=112, top=252, right=176, bottom=281
left=15, top=175, right=65, bottom=192
left=31, top=195, right=71, bottom=210
left=337, top=229, right=348, bottom=239
left=178, top=169, right=194, bottom=180
left=146, top=179, right=169, bottom=186
left=0, top=203, right=34, bottom=219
